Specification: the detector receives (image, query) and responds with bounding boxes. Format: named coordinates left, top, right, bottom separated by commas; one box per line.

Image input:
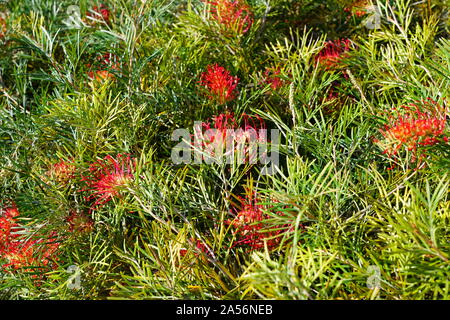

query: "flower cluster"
left=0, top=17, right=6, bottom=39
left=374, top=99, right=448, bottom=167
left=205, top=0, right=253, bottom=35
left=86, top=3, right=111, bottom=25
left=87, top=53, right=120, bottom=82
left=344, top=1, right=370, bottom=18
left=193, top=112, right=266, bottom=163
left=263, top=67, right=286, bottom=90
left=199, top=64, right=239, bottom=104
left=226, top=193, right=283, bottom=251
left=81, top=154, right=135, bottom=211
left=66, top=210, right=94, bottom=234
left=316, top=39, right=352, bottom=70
left=46, top=159, right=76, bottom=184
left=0, top=204, right=60, bottom=271
left=180, top=239, right=210, bottom=258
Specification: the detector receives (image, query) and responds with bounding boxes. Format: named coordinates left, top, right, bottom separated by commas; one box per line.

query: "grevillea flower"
left=180, top=239, right=210, bottom=258
left=87, top=53, right=120, bottom=82
left=86, top=4, right=111, bottom=25
left=193, top=112, right=266, bottom=164
left=226, top=192, right=284, bottom=251
left=199, top=64, right=239, bottom=104
left=82, top=154, right=135, bottom=210
left=374, top=99, right=448, bottom=168
left=263, top=67, right=286, bottom=90
left=0, top=203, right=20, bottom=253
left=66, top=211, right=94, bottom=234
left=205, top=0, right=253, bottom=35
left=46, top=159, right=76, bottom=184
left=344, top=1, right=370, bottom=18
left=316, top=39, right=352, bottom=70
left=0, top=17, right=6, bottom=39
left=1, top=205, right=60, bottom=272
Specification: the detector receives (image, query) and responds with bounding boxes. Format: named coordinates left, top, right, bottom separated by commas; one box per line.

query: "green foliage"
left=0, top=0, right=449, bottom=300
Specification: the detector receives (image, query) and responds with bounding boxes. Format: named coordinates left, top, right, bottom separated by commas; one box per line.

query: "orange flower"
left=47, top=159, right=76, bottom=184
left=375, top=99, right=448, bottom=168
left=0, top=17, right=6, bottom=39
left=205, top=0, right=253, bottom=35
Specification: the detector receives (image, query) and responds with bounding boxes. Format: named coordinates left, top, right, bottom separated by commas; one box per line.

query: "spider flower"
left=316, top=39, right=352, bottom=70
left=86, top=4, right=111, bottom=25
left=0, top=17, right=6, bottom=39
left=1, top=205, right=60, bottom=272
left=87, top=53, right=120, bottom=83
left=199, top=64, right=239, bottom=104
left=0, top=203, right=20, bottom=253
left=226, top=193, right=283, bottom=251
left=46, top=160, right=76, bottom=184
left=344, top=1, right=371, bottom=18
left=374, top=99, right=448, bottom=167
left=263, top=67, right=286, bottom=90
left=66, top=211, right=94, bottom=234
left=82, top=154, right=135, bottom=210
left=205, top=0, right=253, bottom=35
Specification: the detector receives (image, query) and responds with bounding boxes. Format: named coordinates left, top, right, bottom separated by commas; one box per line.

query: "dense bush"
left=0, top=0, right=449, bottom=299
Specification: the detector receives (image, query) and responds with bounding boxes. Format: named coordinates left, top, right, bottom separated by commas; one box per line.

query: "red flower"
left=375, top=99, right=448, bottom=168
left=226, top=192, right=285, bottom=251
left=205, top=0, right=253, bottom=35
left=316, top=39, right=352, bottom=70
left=86, top=4, right=111, bottom=25
left=87, top=53, right=120, bottom=82
left=180, top=239, right=210, bottom=257
left=199, top=64, right=239, bottom=104
left=0, top=203, right=21, bottom=253
left=47, top=159, right=76, bottom=184
left=344, top=1, right=370, bottom=18
left=0, top=17, right=6, bottom=39
left=66, top=211, right=94, bottom=234
left=263, top=67, right=286, bottom=90
left=82, top=154, right=135, bottom=210
left=1, top=205, right=60, bottom=272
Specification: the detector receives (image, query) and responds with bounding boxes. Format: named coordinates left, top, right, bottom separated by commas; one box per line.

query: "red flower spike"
left=87, top=53, right=120, bottom=83
left=205, top=0, right=253, bottom=35
left=375, top=99, right=448, bottom=168
left=86, top=4, right=111, bottom=25
left=199, top=64, right=239, bottom=104
left=226, top=193, right=286, bottom=251
left=66, top=211, right=94, bottom=234
left=81, top=154, right=135, bottom=211
left=316, top=39, right=352, bottom=70
left=1, top=204, right=60, bottom=273
left=180, top=239, right=210, bottom=258
left=47, top=160, right=76, bottom=184
left=0, top=17, right=6, bottom=39
left=263, top=67, right=285, bottom=90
